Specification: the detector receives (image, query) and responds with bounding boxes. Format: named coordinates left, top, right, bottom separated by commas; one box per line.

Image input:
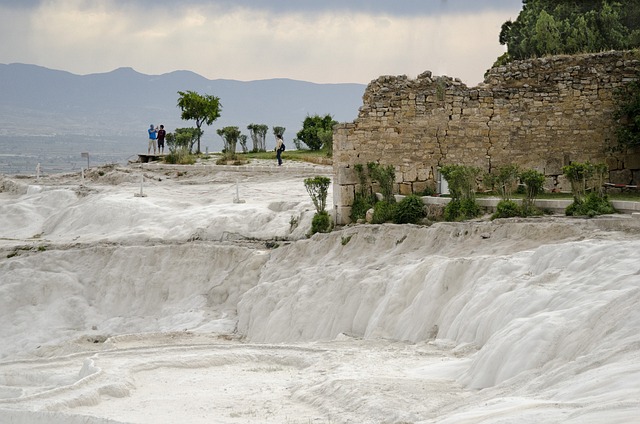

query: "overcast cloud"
left=0, top=0, right=522, bottom=85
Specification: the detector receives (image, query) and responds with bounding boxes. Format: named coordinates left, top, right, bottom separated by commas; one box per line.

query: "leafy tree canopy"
left=166, top=127, right=201, bottom=154
left=247, top=124, right=268, bottom=152
left=216, top=126, right=241, bottom=159
left=498, top=0, right=640, bottom=62
left=296, top=114, right=337, bottom=151
left=304, top=176, right=331, bottom=213
left=273, top=126, right=286, bottom=139
left=177, top=90, right=221, bottom=153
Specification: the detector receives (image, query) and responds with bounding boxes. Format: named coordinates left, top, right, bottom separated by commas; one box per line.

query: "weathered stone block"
left=624, top=152, right=640, bottom=170
left=554, top=175, right=571, bottom=192
left=545, top=157, right=563, bottom=175
left=336, top=166, right=359, bottom=185
left=403, top=167, right=417, bottom=182
left=412, top=180, right=434, bottom=194
left=334, top=206, right=353, bottom=225
left=606, top=156, right=621, bottom=171
left=399, top=183, right=413, bottom=195
left=338, top=184, right=355, bottom=206
left=417, top=167, right=430, bottom=181
left=610, top=169, right=633, bottom=185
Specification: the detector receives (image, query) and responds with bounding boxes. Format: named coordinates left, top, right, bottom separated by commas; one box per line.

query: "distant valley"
left=0, top=63, right=366, bottom=149
left=0, top=64, right=366, bottom=174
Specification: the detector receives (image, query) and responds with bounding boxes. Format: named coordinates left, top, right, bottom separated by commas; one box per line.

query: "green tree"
left=440, top=165, right=481, bottom=203
left=217, top=126, right=241, bottom=160
left=367, top=162, right=396, bottom=203
left=598, top=2, right=629, bottom=50
left=304, top=176, right=332, bottom=234
left=350, top=163, right=376, bottom=222
left=164, top=128, right=198, bottom=165
left=364, top=162, right=397, bottom=224
left=498, top=0, right=637, bottom=63
left=247, top=124, right=268, bottom=152
left=318, top=128, right=334, bottom=156
left=563, top=161, right=594, bottom=202
left=273, top=126, right=286, bottom=139
left=485, top=164, right=520, bottom=201
left=239, top=134, right=248, bottom=153
left=533, top=10, right=562, bottom=55
left=304, top=176, right=331, bottom=213
left=566, top=15, right=598, bottom=53
left=563, top=161, right=614, bottom=216
left=167, top=127, right=200, bottom=154
left=296, top=114, right=337, bottom=151
left=520, top=169, right=546, bottom=216
left=177, top=90, right=221, bottom=154
left=440, top=165, right=482, bottom=221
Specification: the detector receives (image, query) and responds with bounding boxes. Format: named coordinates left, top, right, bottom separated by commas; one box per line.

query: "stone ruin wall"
left=333, top=50, right=640, bottom=224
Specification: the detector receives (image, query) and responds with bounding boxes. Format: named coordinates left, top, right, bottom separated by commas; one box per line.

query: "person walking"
left=147, top=124, right=157, bottom=155
left=157, top=125, right=166, bottom=155
left=275, top=135, right=285, bottom=166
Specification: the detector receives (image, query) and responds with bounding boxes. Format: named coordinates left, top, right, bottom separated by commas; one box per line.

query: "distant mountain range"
left=0, top=63, right=366, bottom=148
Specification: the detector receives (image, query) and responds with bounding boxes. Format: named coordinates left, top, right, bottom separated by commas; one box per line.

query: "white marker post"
left=233, top=178, right=245, bottom=203
left=134, top=174, right=147, bottom=197
left=36, top=163, right=41, bottom=180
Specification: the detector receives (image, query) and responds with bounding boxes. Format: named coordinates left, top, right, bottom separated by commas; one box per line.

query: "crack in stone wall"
left=486, top=97, right=495, bottom=174
left=333, top=51, right=640, bottom=224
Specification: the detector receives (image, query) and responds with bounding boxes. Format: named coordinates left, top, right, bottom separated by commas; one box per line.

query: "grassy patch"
left=477, top=191, right=640, bottom=202
left=238, top=149, right=332, bottom=165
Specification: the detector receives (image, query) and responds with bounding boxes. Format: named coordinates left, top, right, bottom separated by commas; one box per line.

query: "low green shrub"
left=367, top=163, right=396, bottom=202
left=372, top=201, right=397, bottom=224
left=444, top=198, right=482, bottom=221
left=350, top=192, right=375, bottom=222
left=520, top=169, right=545, bottom=216
left=416, top=186, right=436, bottom=196
left=394, top=194, right=426, bottom=224
left=164, top=148, right=196, bottom=165
left=565, top=192, right=616, bottom=217
left=310, top=210, right=332, bottom=234
left=485, top=164, right=520, bottom=200
left=492, top=199, right=522, bottom=219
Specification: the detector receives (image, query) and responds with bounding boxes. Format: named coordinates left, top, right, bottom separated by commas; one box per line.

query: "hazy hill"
left=0, top=63, right=366, bottom=147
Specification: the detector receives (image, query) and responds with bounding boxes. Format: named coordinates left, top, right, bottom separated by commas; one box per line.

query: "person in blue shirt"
left=148, top=124, right=157, bottom=154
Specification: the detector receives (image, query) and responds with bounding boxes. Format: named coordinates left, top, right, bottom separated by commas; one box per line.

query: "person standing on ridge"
left=148, top=124, right=157, bottom=155
left=275, top=135, right=285, bottom=166
left=157, top=125, right=166, bottom=155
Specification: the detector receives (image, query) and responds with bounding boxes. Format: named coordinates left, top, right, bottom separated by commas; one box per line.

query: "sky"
left=0, top=0, right=523, bottom=85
